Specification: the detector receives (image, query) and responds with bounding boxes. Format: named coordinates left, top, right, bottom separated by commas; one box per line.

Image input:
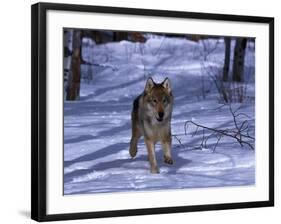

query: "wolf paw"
left=129, top=147, right=137, bottom=158
left=164, top=156, right=173, bottom=165
left=150, top=167, right=159, bottom=174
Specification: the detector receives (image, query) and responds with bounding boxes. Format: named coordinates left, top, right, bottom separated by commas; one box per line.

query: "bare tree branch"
left=182, top=104, right=254, bottom=150
left=172, top=134, right=184, bottom=148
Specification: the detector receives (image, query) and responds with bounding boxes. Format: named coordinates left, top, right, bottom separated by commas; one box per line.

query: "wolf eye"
left=163, top=98, right=167, bottom=103
left=153, top=99, right=157, bottom=103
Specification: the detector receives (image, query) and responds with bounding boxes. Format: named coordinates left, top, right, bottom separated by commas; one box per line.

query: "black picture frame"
left=31, top=2, right=274, bottom=222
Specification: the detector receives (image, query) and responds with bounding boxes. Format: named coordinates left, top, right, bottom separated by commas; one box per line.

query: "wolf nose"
left=158, top=112, right=164, bottom=119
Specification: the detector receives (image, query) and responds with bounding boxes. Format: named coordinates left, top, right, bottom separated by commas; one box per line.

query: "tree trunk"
left=222, top=37, right=231, bottom=82
left=66, top=30, right=82, bottom=101
left=63, top=29, right=73, bottom=99
left=232, top=38, right=247, bottom=82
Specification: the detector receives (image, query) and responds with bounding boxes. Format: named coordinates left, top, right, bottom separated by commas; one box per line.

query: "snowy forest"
left=63, top=29, right=255, bottom=195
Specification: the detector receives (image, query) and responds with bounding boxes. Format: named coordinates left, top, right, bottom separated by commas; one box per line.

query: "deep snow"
left=64, top=35, right=255, bottom=195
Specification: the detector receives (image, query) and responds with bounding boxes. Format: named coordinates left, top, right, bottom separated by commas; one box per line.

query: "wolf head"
left=143, top=77, right=173, bottom=122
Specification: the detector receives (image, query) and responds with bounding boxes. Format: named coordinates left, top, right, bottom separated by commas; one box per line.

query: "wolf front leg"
left=144, top=139, right=159, bottom=173
left=161, top=139, right=173, bottom=165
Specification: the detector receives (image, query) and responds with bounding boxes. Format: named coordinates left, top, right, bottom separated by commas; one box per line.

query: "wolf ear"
left=145, top=77, right=155, bottom=93
left=162, top=77, right=171, bottom=93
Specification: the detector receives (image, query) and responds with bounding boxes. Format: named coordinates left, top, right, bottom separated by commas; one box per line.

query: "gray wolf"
left=129, top=77, right=174, bottom=173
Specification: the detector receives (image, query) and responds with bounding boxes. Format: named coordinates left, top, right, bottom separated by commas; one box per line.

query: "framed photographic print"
left=31, top=2, right=274, bottom=222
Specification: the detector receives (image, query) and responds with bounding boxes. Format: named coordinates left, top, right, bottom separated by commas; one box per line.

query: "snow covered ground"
left=64, top=35, right=255, bottom=195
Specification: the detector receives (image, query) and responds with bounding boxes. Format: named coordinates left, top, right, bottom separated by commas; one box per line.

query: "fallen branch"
left=183, top=105, right=255, bottom=151
left=172, top=134, right=184, bottom=148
